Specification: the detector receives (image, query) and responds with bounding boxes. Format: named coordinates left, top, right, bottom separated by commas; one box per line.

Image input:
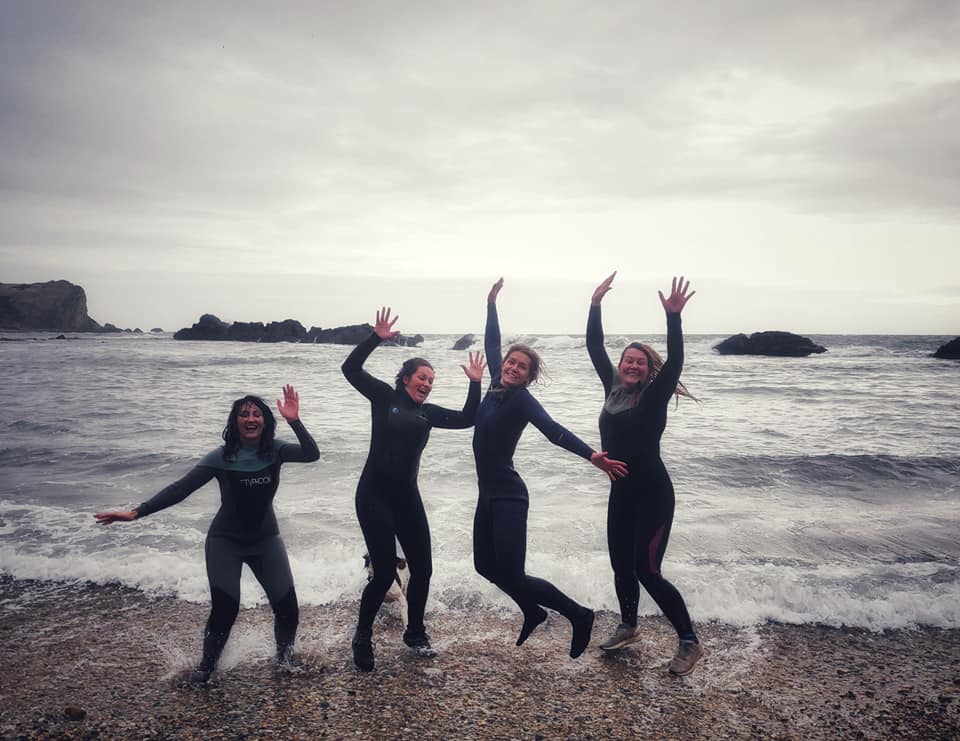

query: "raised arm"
left=485, top=278, right=504, bottom=385
left=648, top=276, right=694, bottom=402
left=587, top=272, right=617, bottom=396
left=422, top=352, right=485, bottom=430
left=276, top=384, right=321, bottom=463
left=341, top=307, right=398, bottom=401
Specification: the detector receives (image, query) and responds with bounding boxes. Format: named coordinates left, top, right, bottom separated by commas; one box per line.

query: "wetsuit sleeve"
left=422, top=379, right=481, bottom=429
left=586, top=304, right=614, bottom=396
left=521, top=391, right=594, bottom=461
left=646, top=312, right=684, bottom=404
left=135, top=464, right=216, bottom=518
left=485, top=302, right=503, bottom=387
left=277, top=419, right=321, bottom=463
left=341, top=332, right=393, bottom=403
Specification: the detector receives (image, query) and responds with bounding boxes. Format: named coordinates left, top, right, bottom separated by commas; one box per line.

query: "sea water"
left=1, top=331, right=957, bottom=630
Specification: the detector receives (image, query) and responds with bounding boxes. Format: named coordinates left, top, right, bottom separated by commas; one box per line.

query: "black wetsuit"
left=342, top=333, right=480, bottom=638
left=135, top=420, right=320, bottom=669
left=472, top=302, right=594, bottom=624
left=587, top=305, right=696, bottom=641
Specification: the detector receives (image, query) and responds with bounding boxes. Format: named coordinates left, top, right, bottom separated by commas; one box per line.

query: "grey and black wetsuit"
left=135, top=419, right=320, bottom=670
left=342, top=333, right=480, bottom=639
left=472, top=302, right=594, bottom=626
left=587, top=304, right=696, bottom=642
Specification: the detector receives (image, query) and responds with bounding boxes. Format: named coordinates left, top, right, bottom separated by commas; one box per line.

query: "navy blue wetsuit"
left=342, top=333, right=480, bottom=638
left=135, top=420, right=320, bottom=669
left=587, top=305, right=695, bottom=641
left=472, top=303, right=595, bottom=625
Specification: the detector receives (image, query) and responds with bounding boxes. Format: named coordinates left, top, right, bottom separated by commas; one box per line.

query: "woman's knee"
left=208, top=587, right=240, bottom=632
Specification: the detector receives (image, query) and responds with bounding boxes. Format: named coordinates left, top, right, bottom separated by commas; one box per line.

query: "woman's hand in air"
left=592, top=271, right=616, bottom=306
left=461, top=352, right=486, bottom=383
left=374, top=306, right=400, bottom=341
left=488, top=277, right=504, bottom=304
left=277, top=384, right=301, bottom=423
left=659, top=276, right=695, bottom=314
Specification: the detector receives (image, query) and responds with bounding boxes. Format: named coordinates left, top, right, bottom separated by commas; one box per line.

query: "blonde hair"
left=619, top=342, right=697, bottom=402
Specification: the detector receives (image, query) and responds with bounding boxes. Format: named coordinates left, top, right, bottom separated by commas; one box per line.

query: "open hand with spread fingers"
left=374, top=306, right=400, bottom=341
left=462, top=351, right=486, bottom=383
left=658, top=276, right=695, bottom=314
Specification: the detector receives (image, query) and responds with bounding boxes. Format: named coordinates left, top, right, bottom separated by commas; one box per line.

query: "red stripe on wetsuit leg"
left=647, top=525, right=665, bottom=576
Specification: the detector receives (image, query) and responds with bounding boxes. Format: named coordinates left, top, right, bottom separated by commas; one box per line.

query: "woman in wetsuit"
left=95, top=385, right=320, bottom=683
left=472, top=278, right=627, bottom=659
left=343, top=307, right=485, bottom=672
left=586, top=272, right=702, bottom=676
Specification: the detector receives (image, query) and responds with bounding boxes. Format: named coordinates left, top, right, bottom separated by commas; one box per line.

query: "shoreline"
left=1, top=577, right=958, bottom=740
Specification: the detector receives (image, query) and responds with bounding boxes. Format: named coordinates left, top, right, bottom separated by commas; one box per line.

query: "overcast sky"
left=1, top=1, right=958, bottom=334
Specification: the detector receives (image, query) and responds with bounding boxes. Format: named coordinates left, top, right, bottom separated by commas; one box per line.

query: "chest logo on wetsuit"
left=240, top=475, right=273, bottom=487
left=391, top=407, right=399, bottom=414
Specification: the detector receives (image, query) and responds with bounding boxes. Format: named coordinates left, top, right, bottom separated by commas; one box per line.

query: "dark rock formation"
left=150, top=328, right=164, bottom=334
left=932, top=337, right=960, bottom=360
left=174, top=314, right=229, bottom=340
left=0, top=281, right=102, bottom=331
left=261, top=319, right=307, bottom=343
left=392, top=334, right=424, bottom=348
left=175, top=318, right=419, bottom=345
left=452, top=334, right=476, bottom=350
left=714, top=331, right=827, bottom=357
left=305, top=324, right=373, bottom=345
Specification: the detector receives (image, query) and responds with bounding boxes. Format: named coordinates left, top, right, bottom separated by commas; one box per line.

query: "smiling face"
left=402, top=364, right=435, bottom=404
left=236, top=401, right=265, bottom=446
left=618, top=347, right=650, bottom=389
left=501, top=350, right=533, bottom=388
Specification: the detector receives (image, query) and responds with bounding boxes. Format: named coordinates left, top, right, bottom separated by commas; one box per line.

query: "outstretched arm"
left=523, top=393, right=628, bottom=479
left=587, top=272, right=616, bottom=395
left=341, top=307, right=397, bottom=401
left=96, top=464, right=216, bottom=523
left=276, top=385, right=321, bottom=463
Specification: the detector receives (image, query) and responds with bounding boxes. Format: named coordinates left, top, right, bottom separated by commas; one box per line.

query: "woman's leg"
left=607, top=488, right=641, bottom=626
left=199, top=535, right=243, bottom=678
left=355, top=485, right=400, bottom=635
left=635, top=497, right=695, bottom=641
left=245, top=535, right=298, bottom=662
left=393, top=491, right=432, bottom=640
left=489, top=499, right=593, bottom=656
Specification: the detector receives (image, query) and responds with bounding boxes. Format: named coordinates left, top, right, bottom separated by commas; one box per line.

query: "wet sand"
left=0, top=577, right=957, bottom=740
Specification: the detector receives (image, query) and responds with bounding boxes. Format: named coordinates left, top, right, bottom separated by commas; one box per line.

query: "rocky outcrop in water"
left=0, top=281, right=102, bottom=331
left=174, top=316, right=422, bottom=345
left=713, top=331, right=827, bottom=357
left=452, top=334, right=476, bottom=350
left=932, top=337, right=960, bottom=359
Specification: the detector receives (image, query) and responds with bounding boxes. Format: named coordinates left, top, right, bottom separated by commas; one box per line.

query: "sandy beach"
left=0, top=576, right=957, bottom=740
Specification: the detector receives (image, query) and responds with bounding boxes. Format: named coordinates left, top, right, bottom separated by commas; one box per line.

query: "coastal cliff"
left=0, top=281, right=102, bottom=331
